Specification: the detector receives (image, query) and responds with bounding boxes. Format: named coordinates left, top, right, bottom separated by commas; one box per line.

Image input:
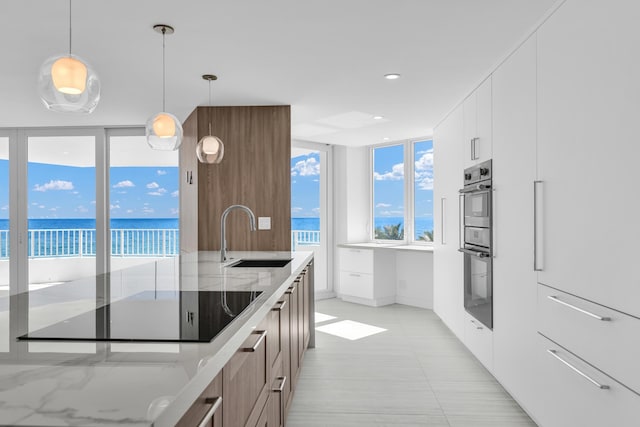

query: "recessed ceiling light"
left=383, top=137, right=390, bottom=141
left=384, top=73, right=401, bottom=80
left=373, top=115, right=384, bottom=120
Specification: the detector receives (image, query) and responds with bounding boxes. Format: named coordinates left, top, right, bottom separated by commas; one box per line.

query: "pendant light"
left=146, top=24, right=183, bottom=151
left=196, top=75, right=224, bottom=164
left=38, top=0, right=100, bottom=113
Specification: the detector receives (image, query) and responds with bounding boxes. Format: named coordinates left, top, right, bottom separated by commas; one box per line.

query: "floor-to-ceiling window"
left=291, top=142, right=332, bottom=296
left=0, top=135, right=9, bottom=352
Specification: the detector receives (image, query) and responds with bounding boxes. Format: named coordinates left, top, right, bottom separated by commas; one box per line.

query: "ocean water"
left=0, top=218, right=179, bottom=230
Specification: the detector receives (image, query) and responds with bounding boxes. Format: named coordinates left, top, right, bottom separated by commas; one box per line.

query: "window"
left=414, top=140, right=433, bottom=242
left=373, top=144, right=405, bottom=240
left=371, top=139, right=433, bottom=243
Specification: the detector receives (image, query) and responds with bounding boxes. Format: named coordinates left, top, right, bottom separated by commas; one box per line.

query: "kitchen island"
left=0, top=250, right=314, bottom=426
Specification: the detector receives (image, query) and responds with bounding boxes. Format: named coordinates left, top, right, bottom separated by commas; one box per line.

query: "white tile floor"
left=287, top=298, right=536, bottom=427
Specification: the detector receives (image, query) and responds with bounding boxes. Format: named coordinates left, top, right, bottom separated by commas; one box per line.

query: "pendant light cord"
left=162, top=27, right=166, bottom=112
left=208, top=79, right=212, bottom=135
left=68, top=0, right=72, bottom=56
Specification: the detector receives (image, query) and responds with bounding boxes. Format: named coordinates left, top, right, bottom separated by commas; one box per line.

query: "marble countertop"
left=337, top=242, right=434, bottom=252
left=0, top=250, right=313, bottom=426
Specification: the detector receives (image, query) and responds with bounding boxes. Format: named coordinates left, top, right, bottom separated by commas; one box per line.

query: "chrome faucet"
left=220, top=204, right=256, bottom=262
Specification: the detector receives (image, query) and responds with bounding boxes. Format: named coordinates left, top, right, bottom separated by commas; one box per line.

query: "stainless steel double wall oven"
left=459, top=159, right=493, bottom=329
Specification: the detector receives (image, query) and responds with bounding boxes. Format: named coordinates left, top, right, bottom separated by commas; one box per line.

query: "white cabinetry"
left=535, top=333, right=640, bottom=427
left=491, top=35, right=540, bottom=411
left=433, top=105, right=465, bottom=340
left=463, top=311, right=493, bottom=370
left=537, top=0, right=640, bottom=318
left=338, top=247, right=395, bottom=306
left=463, top=77, right=493, bottom=167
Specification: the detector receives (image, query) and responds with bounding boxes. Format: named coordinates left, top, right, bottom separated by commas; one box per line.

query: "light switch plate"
left=258, top=217, right=271, bottom=230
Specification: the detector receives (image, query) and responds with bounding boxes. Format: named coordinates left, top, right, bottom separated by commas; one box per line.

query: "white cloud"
left=171, top=190, right=179, bottom=198
left=34, top=180, right=74, bottom=192
left=148, top=188, right=168, bottom=196
left=126, top=209, right=134, bottom=214
left=157, top=170, right=167, bottom=175
left=113, top=180, right=135, bottom=188
left=38, top=205, right=45, bottom=209
left=49, top=207, right=57, bottom=212
left=374, top=163, right=404, bottom=181
left=415, top=149, right=434, bottom=190
left=110, top=204, right=120, bottom=210
left=170, top=208, right=179, bottom=215
left=143, top=207, right=155, bottom=214
left=291, top=157, right=320, bottom=177
left=76, top=205, right=89, bottom=213
left=291, top=207, right=303, bottom=213
left=90, top=200, right=96, bottom=205
left=0, top=205, right=7, bottom=211
left=72, top=191, right=79, bottom=195
left=31, top=202, right=38, bottom=206
left=146, top=182, right=160, bottom=189
left=312, top=207, right=320, bottom=214
left=376, top=203, right=392, bottom=208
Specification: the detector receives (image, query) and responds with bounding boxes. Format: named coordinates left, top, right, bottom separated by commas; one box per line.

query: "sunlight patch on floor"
left=315, top=319, right=386, bottom=341
left=314, top=312, right=337, bottom=324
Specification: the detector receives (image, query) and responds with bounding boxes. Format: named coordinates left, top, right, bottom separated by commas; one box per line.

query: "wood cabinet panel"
left=176, top=372, right=222, bottom=427
left=180, top=105, right=291, bottom=253
left=223, top=325, right=269, bottom=427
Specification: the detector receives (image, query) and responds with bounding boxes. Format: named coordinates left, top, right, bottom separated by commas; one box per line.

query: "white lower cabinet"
left=538, top=284, right=640, bottom=395
left=463, top=311, right=493, bottom=371
left=536, top=333, right=640, bottom=427
left=338, top=247, right=395, bottom=306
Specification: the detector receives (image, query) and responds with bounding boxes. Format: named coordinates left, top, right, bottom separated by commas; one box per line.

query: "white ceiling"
left=1, top=0, right=557, bottom=146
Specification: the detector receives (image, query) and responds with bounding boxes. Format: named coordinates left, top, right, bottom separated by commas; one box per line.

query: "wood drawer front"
left=339, top=248, right=373, bottom=274
left=463, top=312, right=493, bottom=371
left=176, top=372, right=222, bottom=427
left=268, top=302, right=284, bottom=372
left=339, top=271, right=374, bottom=299
left=538, top=284, right=640, bottom=394
left=536, top=334, right=640, bottom=427
left=223, top=329, right=269, bottom=427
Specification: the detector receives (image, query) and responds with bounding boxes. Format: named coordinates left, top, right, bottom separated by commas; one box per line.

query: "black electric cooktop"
left=18, top=290, right=262, bottom=343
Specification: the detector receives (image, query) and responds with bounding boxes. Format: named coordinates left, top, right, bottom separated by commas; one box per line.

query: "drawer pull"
left=272, top=300, right=287, bottom=311
left=285, top=285, right=296, bottom=295
left=349, top=273, right=361, bottom=277
left=197, top=396, right=222, bottom=427
left=547, top=349, right=610, bottom=390
left=272, top=376, right=287, bottom=393
left=242, top=330, right=267, bottom=352
left=547, top=295, right=611, bottom=321
left=470, top=319, right=483, bottom=330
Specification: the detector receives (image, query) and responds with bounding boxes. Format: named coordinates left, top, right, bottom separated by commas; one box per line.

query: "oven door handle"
left=458, top=248, right=491, bottom=258
left=459, top=184, right=491, bottom=194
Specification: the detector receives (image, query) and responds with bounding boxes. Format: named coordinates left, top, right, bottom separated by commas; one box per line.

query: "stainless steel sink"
left=228, top=259, right=292, bottom=268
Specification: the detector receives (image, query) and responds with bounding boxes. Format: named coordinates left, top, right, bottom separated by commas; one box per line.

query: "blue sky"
left=21, top=163, right=179, bottom=219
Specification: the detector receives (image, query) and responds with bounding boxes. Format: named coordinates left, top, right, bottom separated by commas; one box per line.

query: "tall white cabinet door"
left=433, top=105, right=465, bottom=340
left=463, top=78, right=493, bottom=168
left=537, top=0, right=640, bottom=317
left=491, top=35, right=539, bottom=414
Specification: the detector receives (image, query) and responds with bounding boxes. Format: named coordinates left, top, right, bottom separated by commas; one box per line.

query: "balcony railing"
left=0, top=228, right=321, bottom=259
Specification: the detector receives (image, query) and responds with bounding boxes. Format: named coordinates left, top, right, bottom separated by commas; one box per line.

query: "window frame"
left=370, top=137, right=433, bottom=245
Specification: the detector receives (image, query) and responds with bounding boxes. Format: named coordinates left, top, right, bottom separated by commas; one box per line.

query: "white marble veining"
left=0, top=251, right=313, bottom=426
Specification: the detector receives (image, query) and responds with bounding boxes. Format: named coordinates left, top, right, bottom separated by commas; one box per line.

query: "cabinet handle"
left=242, top=330, right=267, bottom=352
left=440, top=197, right=446, bottom=245
left=547, top=296, right=611, bottom=321
left=547, top=349, right=609, bottom=390
left=534, top=181, right=544, bottom=271
left=458, top=194, right=464, bottom=250
left=197, top=396, right=222, bottom=427
left=285, top=285, right=296, bottom=295
left=272, top=300, right=287, bottom=311
left=349, top=273, right=361, bottom=277
left=470, top=319, right=483, bottom=330
left=272, top=376, right=287, bottom=393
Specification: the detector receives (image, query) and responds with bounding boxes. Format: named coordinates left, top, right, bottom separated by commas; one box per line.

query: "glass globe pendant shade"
left=38, top=54, right=100, bottom=113
left=196, top=135, right=224, bottom=164
left=146, top=112, right=183, bottom=151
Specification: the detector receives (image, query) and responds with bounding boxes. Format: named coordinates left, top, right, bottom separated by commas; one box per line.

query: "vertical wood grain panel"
left=181, top=105, right=291, bottom=252
left=179, top=109, right=199, bottom=254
